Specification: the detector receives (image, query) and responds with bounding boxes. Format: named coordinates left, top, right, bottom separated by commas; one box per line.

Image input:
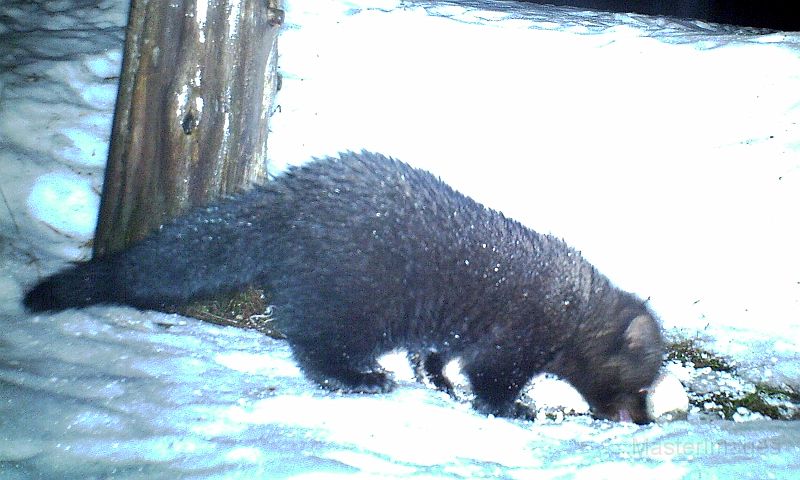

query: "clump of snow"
left=647, top=371, right=690, bottom=421
left=524, top=374, right=591, bottom=421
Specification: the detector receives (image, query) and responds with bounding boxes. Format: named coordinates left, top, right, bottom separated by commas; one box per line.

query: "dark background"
left=519, top=1, right=799, bottom=31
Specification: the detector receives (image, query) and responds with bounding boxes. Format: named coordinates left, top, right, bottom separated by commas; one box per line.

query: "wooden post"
left=93, top=0, right=283, bottom=258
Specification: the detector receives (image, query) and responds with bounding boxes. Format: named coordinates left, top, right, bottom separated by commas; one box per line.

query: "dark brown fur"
left=25, top=152, right=663, bottom=423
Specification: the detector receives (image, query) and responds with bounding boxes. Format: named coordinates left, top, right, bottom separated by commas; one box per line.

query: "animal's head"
left=552, top=309, right=664, bottom=424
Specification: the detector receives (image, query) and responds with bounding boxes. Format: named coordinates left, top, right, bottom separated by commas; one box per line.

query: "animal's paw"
left=319, top=369, right=396, bottom=394
left=473, top=398, right=535, bottom=420
left=348, top=370, right=396, bottom=394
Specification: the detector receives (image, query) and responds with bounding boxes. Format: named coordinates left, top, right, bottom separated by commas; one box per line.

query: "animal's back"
left=268, top=153, right=578, bottom=351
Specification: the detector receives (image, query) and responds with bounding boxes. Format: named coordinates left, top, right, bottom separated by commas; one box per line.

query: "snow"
left=27, top=172, right=99, bottom=239
left=1, top=0, right=800, bottom=478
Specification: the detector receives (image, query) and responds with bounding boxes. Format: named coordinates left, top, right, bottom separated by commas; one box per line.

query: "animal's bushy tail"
left=24, top=260, right=116, bottom=312
left=24, top=186, right=281, bottom=313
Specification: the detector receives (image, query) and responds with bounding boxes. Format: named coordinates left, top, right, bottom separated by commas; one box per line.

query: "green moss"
left=748, top=384, right=800, bottom=420
left=754, top=383, right=800, bottom=402
left=738, top=392, right=783, bottom=419
left=687, top=383, right=800, bottom=420
left=667, top=338, right=800, bottom=420
left=700, top=391, right=738, bottom=419
left=666, top=339, right=734, bottom=372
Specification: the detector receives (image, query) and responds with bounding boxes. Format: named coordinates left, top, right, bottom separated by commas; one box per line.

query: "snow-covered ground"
left=1, top=0, right=799, bottom=478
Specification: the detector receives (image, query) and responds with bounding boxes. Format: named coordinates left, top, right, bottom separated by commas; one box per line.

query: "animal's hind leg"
left=274, top=291, right=396, bottom=393
left=289, top=338, right=396, bottom=394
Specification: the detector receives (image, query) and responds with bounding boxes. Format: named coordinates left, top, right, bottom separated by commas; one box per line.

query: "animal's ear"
left=624, top=314, right=660, bottom=351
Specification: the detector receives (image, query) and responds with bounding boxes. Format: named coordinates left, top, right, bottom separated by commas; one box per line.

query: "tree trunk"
left=93, top=0, right=283, bottom=258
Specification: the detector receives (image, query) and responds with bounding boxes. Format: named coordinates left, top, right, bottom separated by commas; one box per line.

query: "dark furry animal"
left=24, top=151, right=663, bottom=423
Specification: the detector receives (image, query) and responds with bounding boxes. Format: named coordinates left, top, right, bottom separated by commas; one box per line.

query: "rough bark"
left=94, top=0, right=283, bottom=258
